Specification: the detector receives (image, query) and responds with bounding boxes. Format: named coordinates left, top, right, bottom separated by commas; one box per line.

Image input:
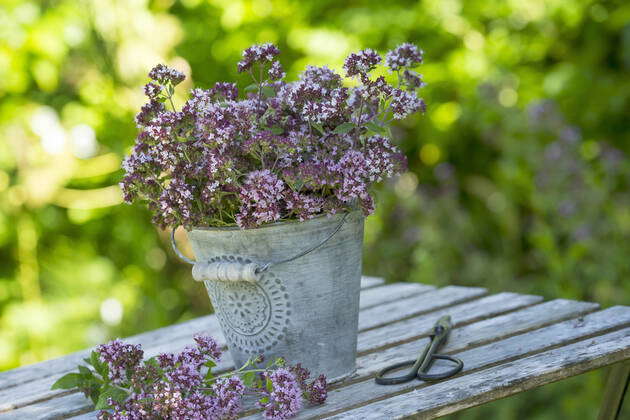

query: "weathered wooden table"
left=1, top=278, right=629, bottom=419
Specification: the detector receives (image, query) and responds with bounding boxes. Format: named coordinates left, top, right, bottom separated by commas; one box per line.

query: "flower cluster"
left=52, top=336, right=328, bottom=420
left=96, top=340, right=144, bottom=385
left=343, top=48, right=381, bottom=77
left=237, top=43, right=281, bottom=73
left=148, top=63, right=185, bottom=85
left=121, top=43, right=426, bottom=229
left=385, top=43, right=424, bottom=71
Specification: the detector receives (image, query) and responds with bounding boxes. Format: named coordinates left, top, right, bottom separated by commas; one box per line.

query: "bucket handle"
left=170, top=212, right=349, bottom=282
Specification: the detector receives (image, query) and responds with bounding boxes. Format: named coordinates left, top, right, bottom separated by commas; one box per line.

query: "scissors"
left=374, top=315, right=464, bottom=385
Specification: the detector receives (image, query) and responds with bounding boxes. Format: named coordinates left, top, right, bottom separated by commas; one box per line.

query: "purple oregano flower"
left=52, top=335, right=329, bottom=420
left=121, top=43, right=426, bottom=229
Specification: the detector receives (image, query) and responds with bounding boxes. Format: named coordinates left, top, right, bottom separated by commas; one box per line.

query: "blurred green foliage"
left=0, top=0, right=628, bottom=418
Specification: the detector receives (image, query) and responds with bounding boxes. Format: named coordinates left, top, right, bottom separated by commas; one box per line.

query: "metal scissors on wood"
left=375, top=315, right=464, bottom=385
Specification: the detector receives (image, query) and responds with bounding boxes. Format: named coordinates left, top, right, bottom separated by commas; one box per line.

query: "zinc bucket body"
left=182, top=211, right=364, bottom=381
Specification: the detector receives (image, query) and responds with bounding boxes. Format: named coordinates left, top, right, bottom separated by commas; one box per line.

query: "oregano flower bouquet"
left=121, top=43, right=426, bottom=229
left=117, top=42, right=427, bottom=397
left=52, top=335, right=327, bottom=419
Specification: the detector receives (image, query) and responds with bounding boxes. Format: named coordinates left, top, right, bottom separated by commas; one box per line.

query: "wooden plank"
left=286, top=305, right=628, bottom=420
left=360, top=276, right=385, bottom=289
left=597, top=360, right=630, bottom=420
left=4, top=291, right=540, bottom=419
left=325, top=326, right=630, bottom=420
left=359, top=286, right=486, bottom=332
left=0, top=393, right=91, bottom=420
left=0, top=276, right=385, bottom=392
left=357, top=293, right=554, bottom=354
left=359, top=283, right=434, bottom=311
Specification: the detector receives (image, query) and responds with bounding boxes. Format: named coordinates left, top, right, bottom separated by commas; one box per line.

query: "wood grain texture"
left=358, top=283, right=435, bottom=311
left=597, top=360, right=630, bottom=420
left=326, top=326, right=630, bottom=420
left=357, top=292, right=549, bottom=353
left=358, top=286, right=486, bottom=332
left=359, top=276, right=385, bottom=290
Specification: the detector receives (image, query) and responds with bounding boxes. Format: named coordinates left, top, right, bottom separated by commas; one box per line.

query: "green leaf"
left=145, top=357, right=159, bottom=367
left=87, top=384, right=100, bottom=404
left=312, top=123, right=325, bottom=135
left=261, top=85, right=276, bottom=98
left=259, top=396, right=270, bottom=405
left=90, top=351, right=99, bottom=367
left=244, top=83, right=258, bottom=92
left=78, top=365, right=92, bottom=377
left=269, top=126, right=284, bottom=135
left=366, top=121, right=386, bottom=134
left=90, top=351, right=109, bottom=378
left=203, top=359, right=217, bottom=380
left=333, top=122, right=355, bottom=134
left=51, top=373, right=82, bottom=390
left=242, top=371, right=256, bottom=387
left=95, top=385, right=128, bottom=410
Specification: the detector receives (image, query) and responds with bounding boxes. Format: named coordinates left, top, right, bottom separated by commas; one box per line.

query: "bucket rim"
left=188, top=210, right=361, bottom=232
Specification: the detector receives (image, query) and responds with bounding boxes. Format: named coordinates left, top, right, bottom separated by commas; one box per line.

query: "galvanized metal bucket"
left=172, top=211, right=364, bottom=381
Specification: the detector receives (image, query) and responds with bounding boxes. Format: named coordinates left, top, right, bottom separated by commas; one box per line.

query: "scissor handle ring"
left=374, top=359, right=417, bottom=385
left=416, top=354, right=463, bottom=381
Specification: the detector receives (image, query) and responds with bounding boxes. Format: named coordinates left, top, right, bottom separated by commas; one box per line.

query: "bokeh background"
left=1, top=0, right=629, bottom=418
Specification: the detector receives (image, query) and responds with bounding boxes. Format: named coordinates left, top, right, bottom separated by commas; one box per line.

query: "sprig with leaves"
left=52, top=335, right=327, bottom=420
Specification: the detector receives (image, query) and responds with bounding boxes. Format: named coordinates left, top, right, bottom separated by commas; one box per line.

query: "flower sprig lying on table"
left=51, top=335, right=327, bottom=419
left=120, top=42, right=426, bottom=229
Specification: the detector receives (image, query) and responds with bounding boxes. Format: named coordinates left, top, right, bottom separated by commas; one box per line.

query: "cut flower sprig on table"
left=51, top=335, right=327, bottom=420
left=121, top=43, right=426, bottom=229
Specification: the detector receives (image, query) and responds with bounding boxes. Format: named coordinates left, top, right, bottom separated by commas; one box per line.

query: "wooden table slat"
left=358, top=286, right=486, bottom=332
left=358, top=276, right=385, bottom=290
left=358, top=282, right=435, bottom=311
left=358, top=292, right=554, bottom=354
left=325, top=326, right=630, bottom=420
